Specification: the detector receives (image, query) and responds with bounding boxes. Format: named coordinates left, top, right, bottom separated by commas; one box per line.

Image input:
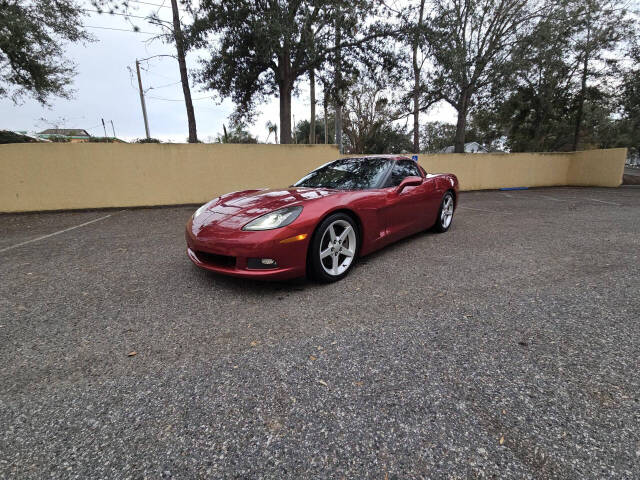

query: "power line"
left=82, top=9, right=172, bottom=23
left=147, top=95, right=212, bottom=101
left=138, top=66, right=177, bottom=80
left=127, top=0, right=170, bottom=8
left=148, top=80, right=182, bottom=89
left=83, top=24, right=162, bottom=35
left=126, top=0, right=187, bottom=12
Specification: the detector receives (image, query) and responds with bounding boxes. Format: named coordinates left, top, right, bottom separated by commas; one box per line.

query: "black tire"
left=308, top=213, right=359, bottom=283
left=433, top=191, right=455, bottom=233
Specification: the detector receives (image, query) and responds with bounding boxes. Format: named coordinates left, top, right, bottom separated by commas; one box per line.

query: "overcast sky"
left=0, top=3, right=456, bottom=143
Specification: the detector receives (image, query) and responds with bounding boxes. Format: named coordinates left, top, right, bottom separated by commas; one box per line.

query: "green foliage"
left=190, top=0, right=396, bottom=143
left=135, top=138, right=162, bottom=143
left=0, top=130, right=37, bottom=144
left=47, top=135, right=71, bottom=143
left=88, top=137, right=116, bottom=143
left=214, top=124, right=258, bottom=144
left=341, top=72, right=412, bottom=154
left=359, top=124, right=412, bottom=155
left=463, top=0, right=633, bottom=154
left=616, top=39, right=640, bottom=161
left=294, top=116, right=335, bottom=145
left=425, top=0, right=536, bottom=151
left=420, top=122, right=456, bottom=153
left=0, top=0, right=89, bottom=104
left=265, top=121, right=279, bottom=144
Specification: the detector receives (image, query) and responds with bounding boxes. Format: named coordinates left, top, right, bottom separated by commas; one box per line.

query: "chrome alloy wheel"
left=441, top=195, right=454, bottom=229
left=319, top=219, right=356, bottom=276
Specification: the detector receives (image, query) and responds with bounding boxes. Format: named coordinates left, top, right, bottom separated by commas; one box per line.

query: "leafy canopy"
left=0, top=0, right=89, bottom=104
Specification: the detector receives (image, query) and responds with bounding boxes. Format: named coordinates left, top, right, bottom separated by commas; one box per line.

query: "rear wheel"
left=308, top=213, right=358, bottom=283
left=433, top=192, right=454, bottom=233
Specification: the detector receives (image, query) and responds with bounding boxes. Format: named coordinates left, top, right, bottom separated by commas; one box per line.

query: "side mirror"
left=395, top=176, right=423, bottom=194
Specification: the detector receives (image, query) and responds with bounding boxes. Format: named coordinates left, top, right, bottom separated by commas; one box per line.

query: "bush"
left=47, top=135, right=71, bottom=143
left=0, top=130, right=36, bottom=144
left=135, top=138, right=161, bottom=143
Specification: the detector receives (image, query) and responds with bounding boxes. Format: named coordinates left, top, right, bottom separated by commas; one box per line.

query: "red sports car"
left=186, top=155, right=458, bottom=282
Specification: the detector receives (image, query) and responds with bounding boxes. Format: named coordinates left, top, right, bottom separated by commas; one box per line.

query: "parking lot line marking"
left=0, top=214, right=114, bottom=254
left=459, top=206, right=512, bottom=215
left=588, top=198, right=621, bottom=206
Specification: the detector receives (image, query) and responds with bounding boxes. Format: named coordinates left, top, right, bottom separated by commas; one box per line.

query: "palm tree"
left=265, top=121, right=278, bottom=144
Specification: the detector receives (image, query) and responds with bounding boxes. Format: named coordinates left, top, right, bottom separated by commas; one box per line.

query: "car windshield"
left=293, top=158, right=392, bottom=190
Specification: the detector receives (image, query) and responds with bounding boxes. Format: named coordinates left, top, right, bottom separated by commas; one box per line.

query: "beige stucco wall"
left=567, top=148, right=627, bottom=187
left=418, top=152, right=573, bottom=191
left=0, top=144, right=626, bottom=213
left=420, top=148, right=627, bottom=190
left=0, top=143, right=338, bottom=212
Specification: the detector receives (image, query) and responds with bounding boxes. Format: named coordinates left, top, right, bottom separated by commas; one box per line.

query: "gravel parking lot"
left=1, top=187, right=639, bottom=479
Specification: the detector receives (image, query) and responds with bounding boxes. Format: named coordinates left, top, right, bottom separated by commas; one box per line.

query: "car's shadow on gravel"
left=353, top=228, right=440, bottom=268
left=191, top=264, right=310, bottom=293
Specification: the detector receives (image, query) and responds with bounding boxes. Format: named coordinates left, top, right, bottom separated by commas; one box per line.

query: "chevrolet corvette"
left=186, top=155, right=458, bottom=282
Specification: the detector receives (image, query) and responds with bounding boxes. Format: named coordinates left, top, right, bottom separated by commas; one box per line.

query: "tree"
left=613, top=37, right=640, bottom=161
left=341, top=74, right=411, bottom=154
left=569, top=0, right=628, bottom=150
left=169, top=0, right=198, bottom=143
left=466, top=0, right=632, bottom=152
left=214, top=123, right=258, bottom=144
left=190, top=0, right=393, bottom=144
left=489, top=2, right=578, bottom=152
left=95, top=0, right=200, bottom=143
left=0, top=0, right=89, bottom=104
left=409, top=0, right=428, bottom=152
left=294, top=114, right=335, bottom=144
left=309, top=69, right=316, bottom=143
left=265, top=121, right=279, bottom=144
left=395, top=0, right=439, bottom=152
left=427, top=0, right=540, bottom=152
left=420, top=121, right=456, bottom=153
left=0, top=131, right=40, bottom=144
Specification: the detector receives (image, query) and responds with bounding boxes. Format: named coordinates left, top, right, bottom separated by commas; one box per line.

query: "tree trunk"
left=278, top=53, right=293, bottom=144
left=334, top=6, right=343, bottom=153
left=573, top=53, right=590, bottom=151
left=412, top=46, right=420, bottom=152
left=335, top=102, right=342, bottom=152
left=170, top=0, right=197, bottom=143
left=279, top=80, right=292, bottom=144
left=412, top=0, right=425, bottom=153
left=454, top=91, right=470, bottom=153
left=324, top=94, right=328, bottom=144
left=309, top=69, right=316, bottom=144
left=573, top=19, right=592, bottom=152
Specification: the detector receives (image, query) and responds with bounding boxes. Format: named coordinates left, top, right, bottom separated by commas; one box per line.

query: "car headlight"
left=242, top=206, right=303, bottom=231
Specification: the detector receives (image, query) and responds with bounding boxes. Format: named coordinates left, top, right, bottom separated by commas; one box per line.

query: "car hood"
left=192, top=187, right=340, bottom=232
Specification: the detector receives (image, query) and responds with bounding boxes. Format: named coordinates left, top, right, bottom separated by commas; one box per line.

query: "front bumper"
left=185, top=219, right=311, bottom=280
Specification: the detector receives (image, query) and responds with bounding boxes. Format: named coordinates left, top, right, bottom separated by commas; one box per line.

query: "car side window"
left=387, top=160, right=422, bottom=187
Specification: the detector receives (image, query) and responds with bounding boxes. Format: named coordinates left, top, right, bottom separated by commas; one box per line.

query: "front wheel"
left=308, top=213, right=358, bottom=283
left=433, top=192, right=454, bottom=233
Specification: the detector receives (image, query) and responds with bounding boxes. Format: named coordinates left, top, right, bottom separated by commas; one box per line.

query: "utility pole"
left=110, top=120, right=116, bottom=138
left=135, top=59, right=151, bottom=139
left=101, top=118, right=107, bottom=137
left=334, top=4, right=343, bottom=153
left=170, top=0, right=198, bottom=143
